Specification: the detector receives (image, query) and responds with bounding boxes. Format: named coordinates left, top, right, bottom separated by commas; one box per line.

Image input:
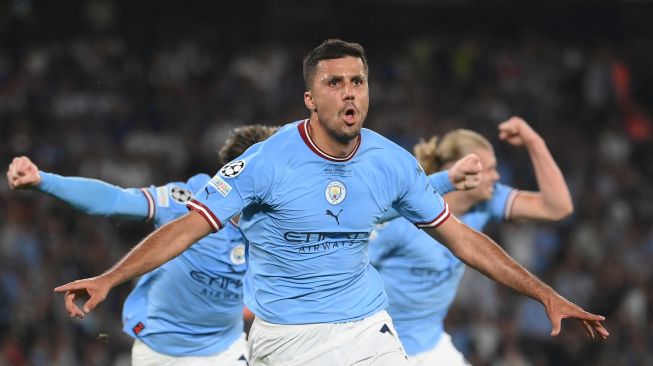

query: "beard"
left=318, top=115, right=364, bottom=145
left=330, top=125, right=360, bottom=144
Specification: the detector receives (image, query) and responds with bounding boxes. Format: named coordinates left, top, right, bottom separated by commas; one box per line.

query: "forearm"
left=525, top=138, right=573, bottom=217
left=101, top=212, right=210, bottom=287
left=38, top=172, right=148, bottom=219
left=428, top=218, right=554, bottom=303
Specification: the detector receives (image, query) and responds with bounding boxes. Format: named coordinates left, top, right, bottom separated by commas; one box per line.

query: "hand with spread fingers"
left=448, top=153, right=482, bottom=191
left=7, top=156, right=41, bottom=190
left=544, top=292, right=609, bottom=340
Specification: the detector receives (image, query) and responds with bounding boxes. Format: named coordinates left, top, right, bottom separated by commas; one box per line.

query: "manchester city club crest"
left=325, top=180, right=346, bottom=205
left=230, top=244, right=246, bottom=265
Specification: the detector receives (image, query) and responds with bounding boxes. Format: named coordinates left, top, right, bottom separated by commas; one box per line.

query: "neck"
left=307, top=116, right=358, bottom=158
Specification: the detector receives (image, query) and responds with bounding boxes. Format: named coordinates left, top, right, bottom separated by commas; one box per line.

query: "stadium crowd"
left=1, top=1, right=652, bottom=365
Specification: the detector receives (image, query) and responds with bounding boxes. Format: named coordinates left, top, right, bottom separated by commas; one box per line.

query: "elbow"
left=549, top=202, right=574, bottom=221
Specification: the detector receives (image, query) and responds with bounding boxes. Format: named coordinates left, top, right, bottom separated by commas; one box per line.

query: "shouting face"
left=304, top=56, right=369, bottom=145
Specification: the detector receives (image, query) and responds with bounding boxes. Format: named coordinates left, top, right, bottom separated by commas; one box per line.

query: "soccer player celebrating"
left=370, top=118, right=578, bottom=365
left=7, top=125, right=277, bottom=366
left=52, top=40, right=608, bottom=366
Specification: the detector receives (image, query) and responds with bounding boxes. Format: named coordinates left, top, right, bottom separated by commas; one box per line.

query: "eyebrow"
left=324, top=74, right=366, bottom=81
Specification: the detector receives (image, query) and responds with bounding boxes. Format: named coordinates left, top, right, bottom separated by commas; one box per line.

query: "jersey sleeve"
left=38, top=171, right=149, bottom=220
left=489, top=183, right=518, bottom=220
left=187, top=147, right=272, bottom=232
left=376, top=171, right=452, bottom=224
left=142, top=174, right=210, bottom=226
left=391, top=153, right=450, bottom=229
left=428, top=171, right=456, bottom=195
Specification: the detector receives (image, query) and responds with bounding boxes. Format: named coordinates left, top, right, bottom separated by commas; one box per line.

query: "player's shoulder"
left=237, top=120, right=302, bottom=163
left=361, top=128, right=413, bottom=158
left=257, top=120, right=301, bottom=150
left=186, top=173, right=211, bottom=191
left=359, top=128, right=418, bottom=175
left=209, top=122, right=300, bottom=185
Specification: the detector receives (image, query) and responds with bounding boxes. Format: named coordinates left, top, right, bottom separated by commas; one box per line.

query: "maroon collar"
left=297, top=120, right=361, bottom=162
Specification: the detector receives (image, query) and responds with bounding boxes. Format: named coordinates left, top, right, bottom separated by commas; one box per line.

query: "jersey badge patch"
left=325, top=180, right=347, bottom=205
left=220, top=160, right=246, bottom=178
left=170, top=185, right=192, bottom=204
left=230, top=243, right=246, bottom=265
left=155, top=186, right=169, bottom=207
left=210, top=175, right=232, bottom=197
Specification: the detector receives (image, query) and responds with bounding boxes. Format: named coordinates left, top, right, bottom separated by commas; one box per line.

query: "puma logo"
left=380, top=323, right=394, bottom=336
left=325, top=209, right=343, bottom=225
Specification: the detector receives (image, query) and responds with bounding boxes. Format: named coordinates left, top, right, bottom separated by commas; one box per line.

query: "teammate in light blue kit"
left=54, top=40, right=608, bottom=366
left=7, top=125, right=278, bottom=366
left=370, top=118, right=578, bottom=365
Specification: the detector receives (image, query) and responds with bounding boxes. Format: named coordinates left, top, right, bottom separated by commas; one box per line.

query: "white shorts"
left=408, top=332, right=471, bottom=366
left=248, top=310, right=409, bottom=366
left=131, top=333, right=248, bottom=366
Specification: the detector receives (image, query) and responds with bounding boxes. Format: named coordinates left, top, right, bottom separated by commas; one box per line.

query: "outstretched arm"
left=54, top=210, right=213, bottom=317
left=498, top=117, right=573, bottom=221
left=424, top=217, right=608, bottom=339
left=7, top=156, right=149, bottom=220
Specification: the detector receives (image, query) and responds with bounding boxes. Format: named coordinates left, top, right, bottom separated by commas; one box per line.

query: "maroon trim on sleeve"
left=186, top=199, right=224, bottom=232
left=140, top=188, right=155, bottom=222
left=415, top=202, right=451, bottom=228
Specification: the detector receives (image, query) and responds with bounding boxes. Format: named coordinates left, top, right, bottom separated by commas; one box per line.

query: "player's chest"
left=272, top=163, right=392, bottom=229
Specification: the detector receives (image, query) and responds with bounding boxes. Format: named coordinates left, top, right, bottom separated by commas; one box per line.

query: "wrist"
left=525, top=135, right=545, bottom=150
left=98, top=271, right=122, bottom=288
left=37, top=171, right=55, bottom=192
left=536, top=283, right=557, bottom=307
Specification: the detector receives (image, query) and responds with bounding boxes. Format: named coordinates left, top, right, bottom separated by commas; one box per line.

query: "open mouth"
left=343, top=108, right=357, bottom=124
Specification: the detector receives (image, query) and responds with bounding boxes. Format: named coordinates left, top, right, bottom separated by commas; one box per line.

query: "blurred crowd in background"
left=1, top=1, right=652, bottom=365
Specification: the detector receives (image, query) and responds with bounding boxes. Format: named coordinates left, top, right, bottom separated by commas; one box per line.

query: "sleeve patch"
left=209, top=175, right=233, bottom=197
left=155, top=186, right=169, bottom=207
left=170, top=185, right=193, bottom=204
left=220, top=160, right=246, bottom=178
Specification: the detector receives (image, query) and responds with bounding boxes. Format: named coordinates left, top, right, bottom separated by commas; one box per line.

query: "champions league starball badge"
left=170, top=185, right=192, bottom=203
left=220, top=160, right=246, bottom=178
left=325, top=180, right=346, bottom=205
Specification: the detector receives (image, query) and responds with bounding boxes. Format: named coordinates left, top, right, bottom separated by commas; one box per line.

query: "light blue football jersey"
left=369, top=183, right=516, bottom=355
left=188, top=120, right=450, bottom=324
left=122, top=174, right=247, bottom=356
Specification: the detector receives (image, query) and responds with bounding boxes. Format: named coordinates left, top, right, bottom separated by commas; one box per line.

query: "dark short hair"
left=302, top=39, right=368, bottom=90
left=219, top=125, right=279, bottom=165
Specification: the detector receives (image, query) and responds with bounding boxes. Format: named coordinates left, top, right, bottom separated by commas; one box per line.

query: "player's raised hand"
left=7, top=156, right=41, bottom=190
left=54, top=277, right=112, bottom=318
left=498, top=116, right=541, bottom=147
left=544, top=292, right=609, bottom=340
left=448, top=153, right=482, bottom=190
